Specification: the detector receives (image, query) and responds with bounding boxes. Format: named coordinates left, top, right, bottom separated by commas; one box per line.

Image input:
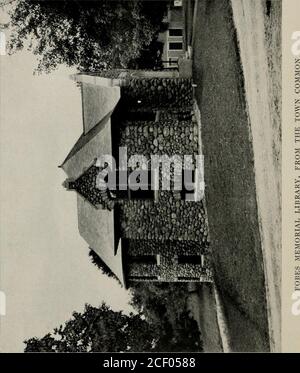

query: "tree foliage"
left=87, top=253, right=202, bottom=351
left=8, top=0, right=165, bottom=73
left=24, top=293, right=202, bottom=352
left=24, top=303, right=156, bottom=352
left=129, top=282, right=202, bottom=352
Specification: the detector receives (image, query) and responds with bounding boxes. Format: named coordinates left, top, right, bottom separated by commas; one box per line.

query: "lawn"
left=192, top=0, right=270, bottom=351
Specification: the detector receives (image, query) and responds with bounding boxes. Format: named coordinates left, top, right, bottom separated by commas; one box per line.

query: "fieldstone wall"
left=158, top=109, right=193, bottom=121
left=125, top=240, right=212, bottom=283
left=120, top=119, right=198, bottom=157
left=120, top=200, right=208, bottom=244
left=121, top=78, right=193, bottom=110
left=65, top=164, right=115, bottom=211
left=127, top=259, right=212, bottom=283
left=118, top=118, right=208, bottom=243
left=83, top=69, right=193, bottom=109
left=114, top=95, right=212, bottom=283
left=128, top=263, right=159, bottom=278
left=126, top=239, right=209, bottom=256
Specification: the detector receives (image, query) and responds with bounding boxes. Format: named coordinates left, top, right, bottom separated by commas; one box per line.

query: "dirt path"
left=230, top=0, right=281, bottom=352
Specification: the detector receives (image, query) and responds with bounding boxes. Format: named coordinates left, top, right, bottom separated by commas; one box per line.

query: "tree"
left=130, top=282, right=188, bottom=325
left=8, top=0, right=165, bottom=73
left=129, top=282, right=203, bottom=352
left=24, top=298, right=202, bottom=352
left=24, top=333, right=58, bottom=352
left=24, top=303, right=157, bottom=352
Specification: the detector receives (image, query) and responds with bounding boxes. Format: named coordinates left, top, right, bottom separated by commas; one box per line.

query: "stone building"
left=60, top=69, right=212, bottom=288
left=158, top=0, right=185, bottom=68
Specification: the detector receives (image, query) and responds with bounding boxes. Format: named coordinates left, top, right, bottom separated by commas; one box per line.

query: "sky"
left=0, top=20, right=132, bottom=352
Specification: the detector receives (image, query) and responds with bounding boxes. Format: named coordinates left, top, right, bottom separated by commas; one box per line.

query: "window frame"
left=168, top=28, right=183, bottom=37
left=168, top=41, right=183, bottom=51
left=128, top=255, right=157, bottom=265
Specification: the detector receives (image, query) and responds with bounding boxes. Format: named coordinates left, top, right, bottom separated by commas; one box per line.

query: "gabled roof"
left=77, top=194, right=125, bottom=286
left=60, top=76, right=121, bottom=179
left=61, top=74, right=124, bottom=286
left=81, top=83, right=120, bottom=134
left=60, top=110, right=112, bottom=179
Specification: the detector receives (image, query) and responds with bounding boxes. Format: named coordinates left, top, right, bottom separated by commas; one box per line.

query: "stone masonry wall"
left=125, top=240, right=212, bottom=282
left=126, top=240, right=209, bottom=256
left=121, top=78, right=193, bottom=110
left=120, top=120, right=198, bottom=157
left=120, top=199, right=208, bottom=244
left=118, top=119, right=208, bottom=245
left=88, top=70, right=193, bottom=111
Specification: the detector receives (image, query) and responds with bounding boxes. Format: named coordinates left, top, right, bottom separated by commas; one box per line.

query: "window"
left=126, top=111, right=156, bottom=121
left=169, top=28, right=183, bottom=37
left=178, top=276, right=200, bottom=281
left=129, top=255, right=157, bottom=265
left=130, top=189, right=155, bottom=200
left=178, top=255, right=202, bottom=265
left=169, top=42, right=183, bottom=50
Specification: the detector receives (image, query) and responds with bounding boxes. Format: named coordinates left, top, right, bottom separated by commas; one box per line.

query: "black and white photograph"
left=0, top=0, right=285, bottom=354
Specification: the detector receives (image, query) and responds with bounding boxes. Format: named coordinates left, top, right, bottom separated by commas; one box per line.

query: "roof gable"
left=77, top=194, right=125, bottom=286
left=81, top=83, right=120, bottom=134
left=60, top=111, right=113, bottom=180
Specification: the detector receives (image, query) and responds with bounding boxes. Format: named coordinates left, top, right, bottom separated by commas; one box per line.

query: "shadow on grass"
left=193, top=0, right=269, bottom=351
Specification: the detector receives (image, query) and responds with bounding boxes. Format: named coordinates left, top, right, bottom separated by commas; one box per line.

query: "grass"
left=192, top=0, right=270, bottom=351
